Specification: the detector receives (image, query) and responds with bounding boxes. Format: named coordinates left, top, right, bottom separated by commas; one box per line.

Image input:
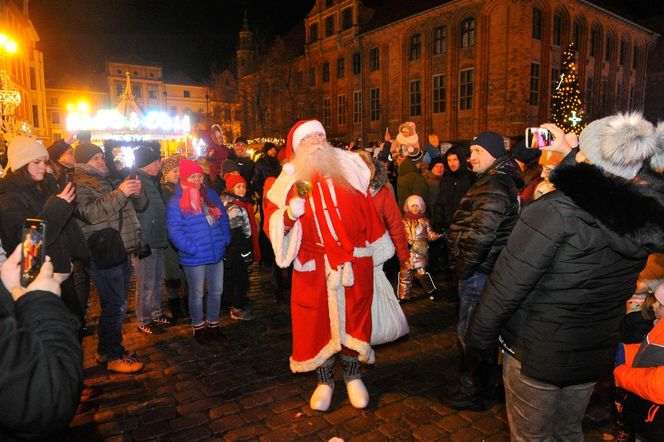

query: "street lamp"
left=0, top=34, right=20, bottom=117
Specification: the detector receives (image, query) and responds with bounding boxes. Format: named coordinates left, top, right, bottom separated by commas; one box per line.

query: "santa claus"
left=264, top=120, right=394, bottom=411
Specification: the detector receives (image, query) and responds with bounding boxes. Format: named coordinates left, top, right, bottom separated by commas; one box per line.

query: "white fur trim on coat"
left=371, top=231, right=395, bottom=266
left=269, top=208, right=302, bottom=269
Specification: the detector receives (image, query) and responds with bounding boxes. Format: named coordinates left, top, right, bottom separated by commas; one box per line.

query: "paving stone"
left=209, top=402, right=241, bottom=420
left=165, top=425, right=212, bottom=442
left=168, top=411, right=209, bottom=432
left=259, top=427, right=299, bottom=441
left=412, top=423, right=449, bottom=442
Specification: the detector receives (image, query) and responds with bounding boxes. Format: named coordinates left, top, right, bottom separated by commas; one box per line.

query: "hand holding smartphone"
left=525, top=127, right=553, bottom=149
left=20, top=218, right=47, bottom=287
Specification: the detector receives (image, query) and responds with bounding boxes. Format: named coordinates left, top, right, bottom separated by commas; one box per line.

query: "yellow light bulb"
left=5, top=40, right=17, bottom=53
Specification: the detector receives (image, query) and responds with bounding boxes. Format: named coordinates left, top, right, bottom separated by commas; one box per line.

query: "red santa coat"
left=265, top=149, right=394, bottom=373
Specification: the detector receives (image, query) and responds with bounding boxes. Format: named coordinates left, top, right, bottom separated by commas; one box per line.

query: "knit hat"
left=224, top=173, right=246, bottom=191
left=578, top=112, right=656, bottom=180
left=511, top=138, right=541, bottom=164
left=179, top=158, right=204, bottom=182
left=429, top=157, right=445, bottom=171
left=7, top=136, right=49, bottom=172
left=263, top=142, right=276, bottom=155
left=134, top=146, right=161, bottom=169
left=234, top=136, right=249, bottom=145
left=404, top=195, right=426, bottom=213
left=284, top=119, right=326, bottom=160
left=221, top=159, right=239, bottom=175
left=47, top=139, right=72, bottom=162
left=471, top=131, right=506, bottom=159
left=161, top=155, right=181, bottom=177
left=75, top=142, right=104, bottom=164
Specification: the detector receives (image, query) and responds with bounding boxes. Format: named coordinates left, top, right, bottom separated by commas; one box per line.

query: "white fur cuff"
left=269, top=208, right=302, bottom=268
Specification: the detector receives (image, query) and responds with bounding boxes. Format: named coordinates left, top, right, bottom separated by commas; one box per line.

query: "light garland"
left=551, top=43, right=586, bottom=134
left=66, top=109, right=191, bottom=138
left=247, top=137, right=285, bottom=145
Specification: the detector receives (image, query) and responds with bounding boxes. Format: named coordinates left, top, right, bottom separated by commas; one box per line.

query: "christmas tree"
left=551, top=43, right=586, bottom=133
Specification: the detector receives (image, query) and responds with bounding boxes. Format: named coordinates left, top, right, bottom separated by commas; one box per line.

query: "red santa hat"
left=284, top=119, right=326, bottom=161
left=179, top=158, right=204, bottom=182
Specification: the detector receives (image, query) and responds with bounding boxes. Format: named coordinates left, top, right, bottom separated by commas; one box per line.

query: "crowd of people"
left=0, top=112, right=663, bottom=441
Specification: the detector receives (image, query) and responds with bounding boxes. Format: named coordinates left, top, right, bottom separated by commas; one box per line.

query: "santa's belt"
left=300, top=241, right=372, bottom=259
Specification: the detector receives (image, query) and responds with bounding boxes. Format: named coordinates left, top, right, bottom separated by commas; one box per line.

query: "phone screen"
left=525, top=127, right=552, bottom=149
left=20, top=218, right=47, bottom=286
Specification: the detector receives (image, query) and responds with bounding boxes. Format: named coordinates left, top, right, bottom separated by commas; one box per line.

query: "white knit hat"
left=578, top=112, right=656, bottom=179
left=404, top=194, right=426, bottom=213
left=7, top=136, right=49, bottom=172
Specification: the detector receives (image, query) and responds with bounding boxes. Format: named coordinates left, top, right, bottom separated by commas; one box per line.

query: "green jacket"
left=396, top=157, right=429, bottom=213
left=137, top=170, right=168, bottom=249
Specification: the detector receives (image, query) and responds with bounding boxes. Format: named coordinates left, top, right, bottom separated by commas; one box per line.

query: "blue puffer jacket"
left=166, top=183, right=231, bottom=266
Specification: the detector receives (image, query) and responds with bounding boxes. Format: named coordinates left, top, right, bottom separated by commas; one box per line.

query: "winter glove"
left=287, top=197, right=306, bottom=220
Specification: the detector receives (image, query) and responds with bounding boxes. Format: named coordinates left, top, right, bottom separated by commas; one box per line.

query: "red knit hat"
left=224, top=173, right=246, bottom=192
left=284, top=119, right=325, bottom=161
left=179, top=158, right=204, bottom=182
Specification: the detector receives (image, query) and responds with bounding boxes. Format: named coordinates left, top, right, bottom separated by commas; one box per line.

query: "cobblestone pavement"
left=70, top=266, right=619, bottom=441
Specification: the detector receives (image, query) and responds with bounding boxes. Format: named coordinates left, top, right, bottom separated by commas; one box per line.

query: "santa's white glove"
left=287, top=197, right=306, bottom=220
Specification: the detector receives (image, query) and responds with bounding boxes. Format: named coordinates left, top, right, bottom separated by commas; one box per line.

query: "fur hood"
left=551, top=162, right=664, bottom=253
left=369, top=158, right=388, bottom=196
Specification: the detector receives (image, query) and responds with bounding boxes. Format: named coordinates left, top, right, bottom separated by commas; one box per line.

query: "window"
left=370, top=88, right=380, bottom=121
left=337, top=57, right=345, bottom=78
left=409, top=80, right=421, bottom=116
left=53, top=133, right=62, bottom=141
left=132, top=84, right=142, bottom=98
left=605, top=35, right=613, bottom=62
left=590, top=29, right=600, bottom=57
left=352, top=53, right=361, bottom=74
left=338, top=95, right=346, bottom=125
left=573, top=22, right=581, bottom=49
left=461, top=18, right=475, bottom=48
left=369, top=47, right=379, bottom=71
left=32, top=105, right=39, bottom=128
left=530, top=63, right=540, bottom=106
left=51, top=111, right=60, bottom=125
left=183, top=90, right=191, bottom=98
left=323, top=98, right=331, bottom=127
left=620, top=39, right=626, bottom=66
left=532, top=8, right=542, bottom=40
left=29, top=67, right=36, bottom=90
left=309, top=23, right=319, bottom=42
left=116, top=81, right=124, bottom=96
left=148, top=87, right=158, bottom=99
left=342, top=8, right=352, bottom=30
left=459, top=68, right=474, bottom=110
left=633, top=45, right=640, bottom=70
left=434, top=26, right=447, bottom=55
left=308, top=67, right=316, bottom=86
left=322, top=62, right=330, bottom=82
left=353, top=90, right=362, bottom=124
left=325, top=16, right=334, bottom=37
left=409, top=34, right=421, bottom=61
left=50, top=96, right=58, bottom=105
left=553, top=14, right=562, bottom=46
left=551, top=68, right=560, bottom=94
left=433, top=74, right=446, bottom=113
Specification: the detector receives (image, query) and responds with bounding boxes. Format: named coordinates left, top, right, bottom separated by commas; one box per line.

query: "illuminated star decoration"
left=568, top=111, right=582, bottom=127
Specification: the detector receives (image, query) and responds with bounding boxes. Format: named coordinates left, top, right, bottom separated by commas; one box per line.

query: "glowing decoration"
left=247, top=137, right=285, bottom=145
left=568, top=111, right=582, bottom=127
left=66, top=108, right=191, bottom=140
left=551, top=43, right=586, bottom=133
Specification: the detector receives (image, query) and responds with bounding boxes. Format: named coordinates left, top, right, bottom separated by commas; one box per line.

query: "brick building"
left=238, top=0, right=657, bottom=143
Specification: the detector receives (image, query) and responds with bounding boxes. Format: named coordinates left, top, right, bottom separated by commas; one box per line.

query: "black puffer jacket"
left=432, top=146, right=474, bottom=231
left=467, top=163, right=664, bottom=387
left=251, top=152, right=281, bottom=198
left=0, top=173, right=88, bottom=273
left=447, top=155, right=523, bottom=280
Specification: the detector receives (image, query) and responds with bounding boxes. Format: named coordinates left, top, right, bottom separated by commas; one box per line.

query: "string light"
left=551, top=43, right=586, bottom=134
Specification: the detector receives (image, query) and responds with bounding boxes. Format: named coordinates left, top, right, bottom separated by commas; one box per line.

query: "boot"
left=167, top=298, right=184, bottom=319
left=415, top=268, right=437, bottom=294
left=311, top=356, right=335, bottom=411
left=341, top=354, right=369, bottom=409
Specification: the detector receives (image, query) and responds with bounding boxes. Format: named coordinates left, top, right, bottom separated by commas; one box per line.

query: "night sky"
left=29, top=0, right=664, bottom=84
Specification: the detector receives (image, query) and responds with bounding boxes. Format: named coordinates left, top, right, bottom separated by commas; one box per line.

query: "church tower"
left=236, top=9, right=256, bottom=78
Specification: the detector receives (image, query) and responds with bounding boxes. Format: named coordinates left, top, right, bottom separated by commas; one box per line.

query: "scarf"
left=179, top=181, right=222, bottom=222
left=405, top=211, right=425, bottom=220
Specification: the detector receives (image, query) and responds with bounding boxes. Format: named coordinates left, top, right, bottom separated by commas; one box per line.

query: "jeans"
left=503, top=353, right=596, bottom=441
left=134, top=248, right=165, bottom=326
left=183, top=261, right=224, bottom=327
left=88, top=256, right=132, bottom=360
left=457, top=271, right=488, bottom=350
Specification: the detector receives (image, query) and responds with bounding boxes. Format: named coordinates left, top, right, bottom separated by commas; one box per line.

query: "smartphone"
left=20, top=218, right=47, bottom=287
left=128, top=169, right=138, bottom=180
left=525, top=127, right=553, bottom=149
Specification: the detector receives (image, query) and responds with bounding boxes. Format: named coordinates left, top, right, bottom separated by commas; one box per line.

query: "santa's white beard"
left=290, top=142, right=349, bottom=187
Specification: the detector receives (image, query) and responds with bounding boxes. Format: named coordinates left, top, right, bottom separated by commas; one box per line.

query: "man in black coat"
left=0, top=245, right=83, bottom=441
left=466, top=114, right=664, bottom=440
left=445, top=132, right=523, bottom=411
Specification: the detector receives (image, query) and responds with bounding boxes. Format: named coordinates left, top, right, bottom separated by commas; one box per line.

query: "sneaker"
left=230, top=307, right=254, bottom=321
left=137, top=322, right=163, bottom=335
left=95, top=349, right=133, bottom=364
left=107, top=356, right=145, bottom=374
left=153, top=314, right=174, bottom=326
left=446, top=395, right=488, bottom=412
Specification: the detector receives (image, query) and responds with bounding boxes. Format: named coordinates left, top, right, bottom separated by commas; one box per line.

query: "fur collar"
left=369, top=158, right=388, bottom=196
left=551, top=162, right=664, bottom=252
